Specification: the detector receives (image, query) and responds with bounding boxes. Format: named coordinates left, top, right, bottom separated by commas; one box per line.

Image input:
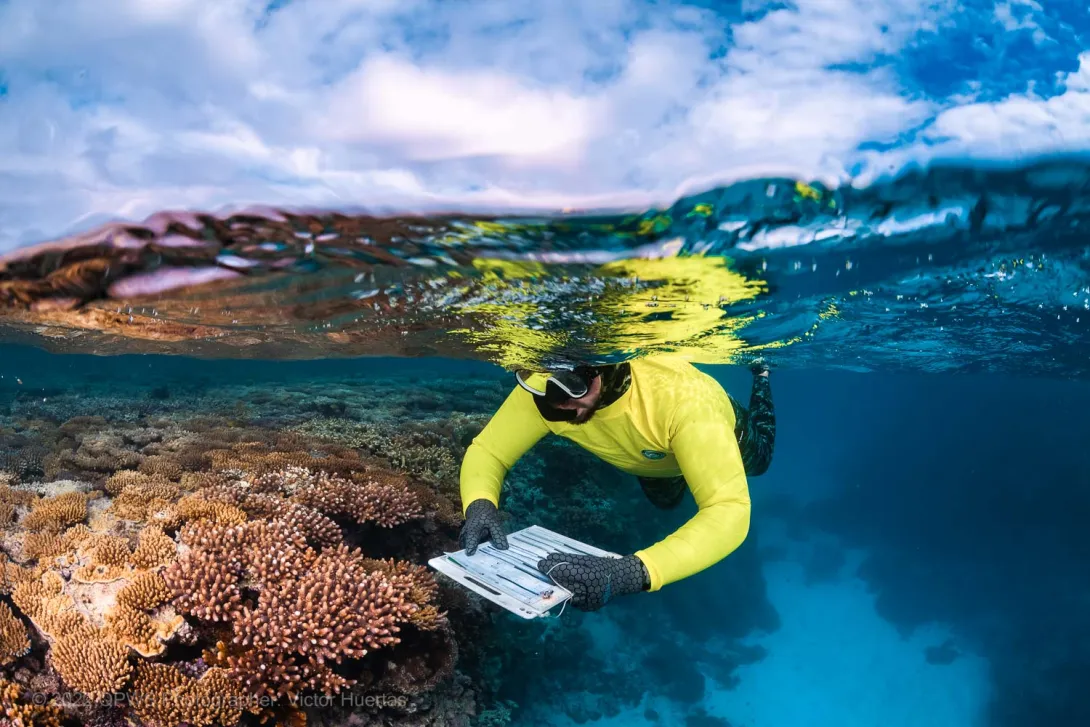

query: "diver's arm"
left=634, top=405, right=751, bottom=591
left=459, top=387, right=551, bottom=514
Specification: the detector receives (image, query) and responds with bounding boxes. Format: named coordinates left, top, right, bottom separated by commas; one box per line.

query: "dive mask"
left=515, top=367, right=597, bottom=403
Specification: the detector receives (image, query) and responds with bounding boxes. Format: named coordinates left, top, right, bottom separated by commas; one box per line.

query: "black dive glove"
left=538, top=553, right=650, bottom=611
left=460, top=499, right=509, bottom=554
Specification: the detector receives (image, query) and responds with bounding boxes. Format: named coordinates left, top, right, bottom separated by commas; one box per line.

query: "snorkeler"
left=458, top=356, right=775, bottom=611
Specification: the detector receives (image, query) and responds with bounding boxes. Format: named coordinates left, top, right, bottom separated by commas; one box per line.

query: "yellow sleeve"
left=634, top=390, right=751, bottom=591
left=459, top=387, right=551, bottom=514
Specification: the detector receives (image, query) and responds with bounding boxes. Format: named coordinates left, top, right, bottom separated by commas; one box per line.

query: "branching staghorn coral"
left=129, top=663, right=244, bottom=727
left=0, top=601, right=30, bottom=665
left=130, top=526, right=177, bottom=570
left=227, top=544, right=426, bottom=699
left=163, top=549, right=243, bottom=623
left=250, top=466, right=424, bottom=528
left=0, top=677, right=64, bottom=727
left=50, top=630, right=133, bottom=702
left=0, top=553, right=38, bottom=595
left=21, top=491, right=89, bottom=533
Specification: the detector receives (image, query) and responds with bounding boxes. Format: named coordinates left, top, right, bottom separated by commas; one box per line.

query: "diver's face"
left=550, top=375, right=602, bottom=424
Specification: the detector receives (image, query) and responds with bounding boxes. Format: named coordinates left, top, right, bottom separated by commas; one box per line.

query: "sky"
left=0, top=0, right=1088, bottom=251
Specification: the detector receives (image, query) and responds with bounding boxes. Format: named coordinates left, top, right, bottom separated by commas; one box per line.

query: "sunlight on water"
left=1, top=158, right=1088, bottom=375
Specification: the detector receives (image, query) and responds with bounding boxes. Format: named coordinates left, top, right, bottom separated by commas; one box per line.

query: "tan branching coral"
left=21, top=492, right=88, bottom=533
left=175, top=494, right=247, bottom=526
left=23, top=533, right=68, bottom=562
left=180, top=470, right=235, bottom=491
left=0, top=483, right=37, bottom=507
left=116, top=570, right=173, bottom=611
left=131, top=526, right=177, bottom=569
left=0, top=677, right=64, bottom=727
left=50, top=630, right=132, bottom=701
left=104, top=603, right=160, bottom=655
left=12, top=571, right=92, bottom=641
left=107, top=481, right=182, bottom=522
left=0, top=601, right=30, bottom=665
left=71, top=534, right=134, bottom=583
left=138, top=455, right=184, bottom=481
left=105, top=469, right=171, bottom=495
left=0, top=554, right=37, bottom=595
left=130, top=663, right=245, bottom=727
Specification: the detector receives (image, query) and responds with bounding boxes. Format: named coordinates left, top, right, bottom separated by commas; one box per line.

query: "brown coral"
left=204, top=488, right=341, bottom=549
left=0, top=601, right=30, bottom=665
left=163, top=550, right=242, bottom=623
left=50, top=630, right=132, bottom=701
left=239, top=519, right=316, bottom=586
left=129, top=663, right=244, bottom=727
left=288, top=468, right=423, bottom=527
left=21, top=492, right=88, bottom=533
left=105, top=469, right=172, bottom=495
left=0, top=554, right=36, bottom=595
left=175, top=494, right=247, bottom=526
left=138, top=455, right=184, bottom=481
left=23, top=533, right=68, bottom=562
left=0, top=677, right=64, bottom=727
left=228, top=545, right=421, bottom=698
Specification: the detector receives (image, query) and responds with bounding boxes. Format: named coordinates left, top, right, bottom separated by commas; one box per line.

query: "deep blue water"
left=2, top=342, right=1088, bottom=726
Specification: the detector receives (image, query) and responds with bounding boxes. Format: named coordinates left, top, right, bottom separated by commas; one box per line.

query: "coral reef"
left=0, top=403, right=467, bottom=727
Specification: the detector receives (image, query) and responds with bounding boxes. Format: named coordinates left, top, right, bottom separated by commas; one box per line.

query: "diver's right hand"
left=459, top=499, right=509, bottom=555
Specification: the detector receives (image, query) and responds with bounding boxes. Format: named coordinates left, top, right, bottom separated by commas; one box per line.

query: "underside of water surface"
left=2, top=158, right=1088, bottom=376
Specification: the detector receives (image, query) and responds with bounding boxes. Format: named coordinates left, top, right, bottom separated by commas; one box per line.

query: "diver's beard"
left=572, top=408, right=597, bottom=425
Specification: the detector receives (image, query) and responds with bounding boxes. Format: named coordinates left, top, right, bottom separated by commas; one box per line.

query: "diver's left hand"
left=538, top=553, right=650, bottom=611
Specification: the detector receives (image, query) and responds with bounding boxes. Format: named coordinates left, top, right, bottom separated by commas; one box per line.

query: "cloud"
left=323, top=56, right=602, bottom=165
left=0, top=0, right=1087, bottom=251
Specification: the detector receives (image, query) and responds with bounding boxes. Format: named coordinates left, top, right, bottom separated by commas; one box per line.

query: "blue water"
left=0, top=337, right=1088, bottom=726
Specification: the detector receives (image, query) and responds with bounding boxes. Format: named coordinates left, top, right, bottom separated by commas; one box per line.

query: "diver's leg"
left=638, top=475, right=687, bottom=510
left=740, top=364, right=776, bottom=475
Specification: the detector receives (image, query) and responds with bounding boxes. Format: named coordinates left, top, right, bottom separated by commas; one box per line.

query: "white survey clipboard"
left=428, top=525, right=620, bottom=619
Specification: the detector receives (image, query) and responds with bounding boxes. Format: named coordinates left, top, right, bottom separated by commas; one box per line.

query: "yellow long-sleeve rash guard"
left=459, top=356, right=751, bottom=591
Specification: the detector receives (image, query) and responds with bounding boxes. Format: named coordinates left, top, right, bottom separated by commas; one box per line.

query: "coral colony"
left=0, top=413, right=469, bottom=727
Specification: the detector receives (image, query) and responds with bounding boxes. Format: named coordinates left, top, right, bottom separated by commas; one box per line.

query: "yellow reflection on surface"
left=449, top=253, right=788, bottom=369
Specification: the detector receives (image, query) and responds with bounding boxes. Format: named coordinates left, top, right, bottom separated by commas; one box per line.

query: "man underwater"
left=458, top=356, right=775, bottom=611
